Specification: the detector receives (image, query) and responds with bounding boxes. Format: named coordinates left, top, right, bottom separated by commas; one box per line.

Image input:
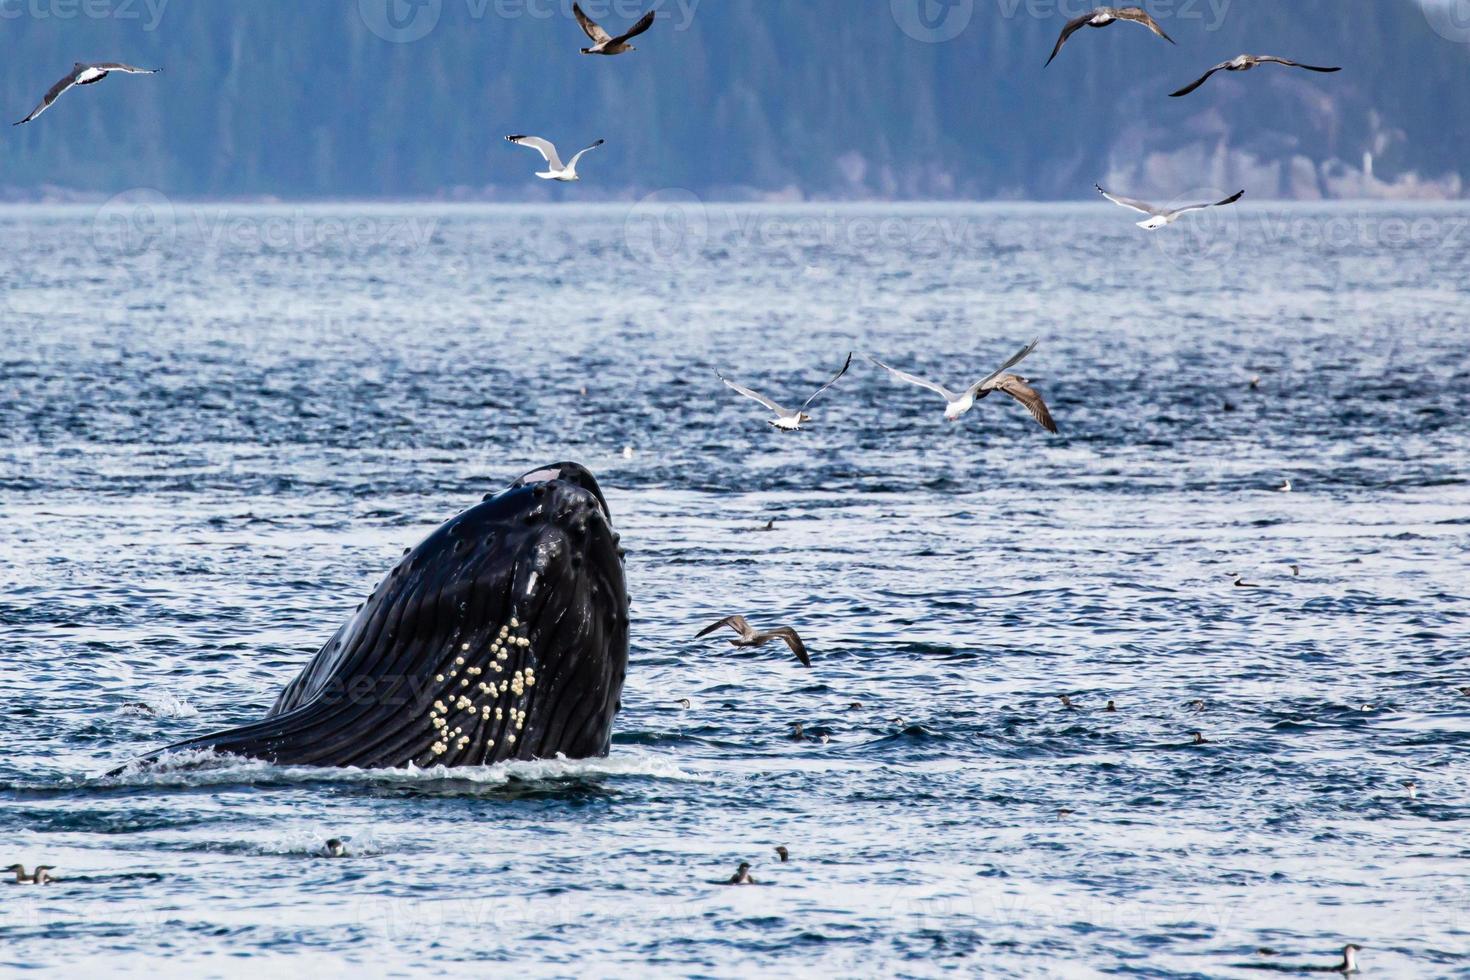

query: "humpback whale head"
left=129, top=462, right=629, bottom=771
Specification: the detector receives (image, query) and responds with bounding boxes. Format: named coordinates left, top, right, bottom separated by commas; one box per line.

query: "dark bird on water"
left=1170, top=54, right=1341, bottom=98
left=1057, top=694, right=1077, bottom=710
left=727, top=862, right=754, bottom=885
left=1192, top=732, right=1210, bottom=745
left=774, top=846, right=789, bottom=862
left=15, top=62, right=159, bottom=125
left=697, top=615, right=812, bottom=667
left=324, top=838, right=348, bottom=858
left=1105, top=700, right=1117, bottom=712
left=5, top=864, right=55, bottom=884
left=1045, top=6, right=1174, bottom=66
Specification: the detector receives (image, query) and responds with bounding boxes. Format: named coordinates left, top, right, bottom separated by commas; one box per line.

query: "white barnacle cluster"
left=510, top=667, right=536, bottom=697
left=425, top=617, right=537, bottom=761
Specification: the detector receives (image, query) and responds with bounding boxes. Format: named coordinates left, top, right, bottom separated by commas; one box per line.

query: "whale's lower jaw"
left=135, top=464, right=629, bottom=771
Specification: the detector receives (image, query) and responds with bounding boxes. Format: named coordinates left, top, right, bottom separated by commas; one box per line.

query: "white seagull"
left=718, top=353, right=853, bottom=431
left=15, top=62, right=159, bottom=126
left=1096, top=184, right=1245, bottom=230
left=573, top=2, right=655, bottom=55
left=867, top=339, right=1058, bottom=431
left=1170, top=55, right=1341, bottom=98
left=504, top=135, right=605, bottom=181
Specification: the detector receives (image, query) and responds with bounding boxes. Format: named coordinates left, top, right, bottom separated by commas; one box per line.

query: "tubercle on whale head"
left=508, top=462, right=611, bottom=522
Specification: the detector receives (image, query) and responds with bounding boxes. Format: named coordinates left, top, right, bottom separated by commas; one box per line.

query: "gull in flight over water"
left=718, top=352, right=852, bottom=431
left=573, top=2, right=655, bottom=55
left=867, top=339, right=1058, bottom=432
left=15, top=62, right=158, bottom=125
left=697, top=615, right=812, bottom=668
left=1170, top=55, right=1341, bottom=98
left=504, top=135, right=605, bottom=181
left=1046, top=6, right=1174, bottom=66
left=1096, top=184, right=1245, bottom=230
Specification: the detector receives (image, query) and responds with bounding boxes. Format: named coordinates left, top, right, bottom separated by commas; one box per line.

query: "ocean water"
left=0, top=201, right=1467, bottom=977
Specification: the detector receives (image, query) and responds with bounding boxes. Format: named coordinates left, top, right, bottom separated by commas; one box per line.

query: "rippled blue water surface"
left=1, top=202, right=1467, bottom=977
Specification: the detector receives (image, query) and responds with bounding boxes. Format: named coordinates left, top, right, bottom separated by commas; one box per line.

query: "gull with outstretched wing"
left=573, top=2, right=655, bottom=55
left=505, top=134, right=605, bottom=181
left=15, top=62, right=159, bottom=125
left=718, top=352, right=852, bottom=431
left=1046, top=6, right=1174, bottom=67
left=1170, top=54, right=1341, bottom=98
left=867, top=339, right=1058, bottom=432
left=697, top=615, right=812, bottom=668
left=1096, top=184, right=1245, bottom=230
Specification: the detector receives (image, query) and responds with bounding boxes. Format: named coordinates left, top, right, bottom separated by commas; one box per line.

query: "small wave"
left=94, top=747, right=709, bottom=790
left=119, top=691, right=199, bottom=719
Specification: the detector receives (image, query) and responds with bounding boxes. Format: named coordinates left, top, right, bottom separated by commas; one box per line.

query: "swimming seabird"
left=1291, top=564, right=1301, bottom=577
left=727, top=861, right=754, bottom=885
left=1105, top=700, right=1117, bottom=712
left=676, top=698, right=691, bottom=709
left=504, top=135, right=605, bottom=181
left=1191, top=731, right=1210, bottom=745
left=15, top=62, right=158, bottom=125
left=1276, top=479, right=1293, bottom=492
left=1170, top=55, right=1341, bottom=98
left=1332, top=944, right=1363, bottom=974
left=867, top=339, right=1057, bottom=431
left=1401, top=780, right=1417, bottom=799
left=774, top=846, right=789, bottom=862
left=1057, top=694, right=1077, bottom=711
left=1045, top=7, right=1174, bottom=66
left=1096, top=184, right=1245, bottom=231
left=324, top=838, right=349, bottom=858
left=697, top=615, right=811, bottom=667
left=573, top=2, right=654, bottom=55
left=718, top=352, right=852, bottom=431
left=4, top=864, right=54, bottom=884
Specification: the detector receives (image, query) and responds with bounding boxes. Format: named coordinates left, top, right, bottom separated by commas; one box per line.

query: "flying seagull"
left=1096, top=184, right=1245, bottom=230
left=1170, top=55, right=1341, bottom=98
left=573, top=2, right=654, bottom=55
left=504, top=135, right=605, bottom=181
left=867, top=339, right=1058, bottom=432
left=1046, top=6, right=1174, bottom=66
left=15, top=62, right=159, bottom=125
left=696, top=615, right=812, bottom=668
left=718, top=352, right=852, bottom=431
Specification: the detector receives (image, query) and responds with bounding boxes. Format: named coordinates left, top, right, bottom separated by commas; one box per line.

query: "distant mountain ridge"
left=0, top=0, right=1463, bottom=201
